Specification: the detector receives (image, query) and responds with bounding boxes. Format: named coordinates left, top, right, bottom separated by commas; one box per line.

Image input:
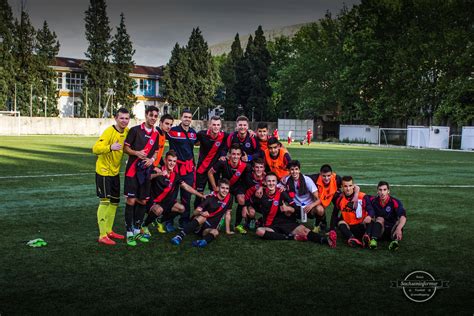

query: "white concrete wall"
left=339, top=125, right=379, bottom=143
left=407, top=126, right=429, bottom=148
left=278, top=119, right=314, bottom=141
left=428, top=126, right=449, bottom=149
left=461, top=126, right=474, bottom=150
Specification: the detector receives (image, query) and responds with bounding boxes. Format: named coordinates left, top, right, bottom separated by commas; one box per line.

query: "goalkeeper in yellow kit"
left=93, top=108, right=131, bottom=245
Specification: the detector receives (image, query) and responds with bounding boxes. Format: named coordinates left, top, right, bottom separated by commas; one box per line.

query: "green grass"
left=1, top=136, right=474, bottom=314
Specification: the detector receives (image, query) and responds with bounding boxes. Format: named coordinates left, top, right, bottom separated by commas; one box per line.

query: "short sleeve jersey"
left=370, top=196, right=406, bottom=227
left=198, top=194, right=234, bottom=219
left=124, top=123, right=159, bottom=173
left=150, top=169, right=184, bottom=202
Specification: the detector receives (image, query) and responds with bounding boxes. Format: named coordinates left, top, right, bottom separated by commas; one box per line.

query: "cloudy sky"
left=10, top=0, right=359, bottom=66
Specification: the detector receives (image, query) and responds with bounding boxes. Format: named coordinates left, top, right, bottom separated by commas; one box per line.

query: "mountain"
left=209, top=22, right=311, bottom=56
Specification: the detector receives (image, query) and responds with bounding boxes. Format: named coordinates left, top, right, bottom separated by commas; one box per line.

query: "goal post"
left=378, top=128, right=408, bottom=146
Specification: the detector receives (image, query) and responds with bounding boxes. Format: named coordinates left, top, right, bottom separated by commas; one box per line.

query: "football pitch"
left=0, top=135, right=473, bottom=314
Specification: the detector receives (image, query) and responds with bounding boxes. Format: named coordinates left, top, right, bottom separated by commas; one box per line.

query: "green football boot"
left=369, top=238, right=378, bottom=250
left=127, top=236, right=137, bottom=247
left=389, top=240, right=400, bottom=251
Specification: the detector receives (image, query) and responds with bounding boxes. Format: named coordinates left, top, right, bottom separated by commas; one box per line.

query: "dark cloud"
left=9, top=0, right=359, bottom=66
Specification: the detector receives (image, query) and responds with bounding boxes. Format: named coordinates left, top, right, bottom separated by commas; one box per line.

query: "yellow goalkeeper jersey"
left=93, top=125, right=129, bottom=176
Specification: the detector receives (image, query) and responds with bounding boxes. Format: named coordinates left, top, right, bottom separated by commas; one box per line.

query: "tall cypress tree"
left=83, top=0, right=112, bottom=117
left=0, top=0, right=15, bottom=111
left=247, top=26, right=272, bottom=121
left=111, top=13, right=136, bottom=112
left=220, top=33, right=243, bottom=119
left=12, top=9, right=36, bottom=116
left=163, top=43, right=193, bottom=108
left=235, top=35, right=254, bottom=117
left=35, top=21, right=60, bottom=116
left=186, top=27, right=217, bottom=114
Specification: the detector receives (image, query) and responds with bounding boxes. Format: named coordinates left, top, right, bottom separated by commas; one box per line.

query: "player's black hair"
left=229, top=143, right=242, bottom=153
left=320, top=164, right=333, bottom=173
left=115, top=107, right=129, bottom=117
left=252, top=158, right=265, bottom=166
left=210, top=116, right=221, bottom=121
left=257, top=122, right=268, bottom=129
left=267, top=137, right=280, bottom=147
left=377, top=181, right=390, bottom=190
left=342, top=175, right=353, bottom=183
left=287, top=160, right=301, bottom=169
left=181, top=108, right=193, bottom=116
left=218, top=178, right=230, bottom=186
left=145, top=105, right=159, bottom=115
left=165, top=150, right=177, bottom=158
left=160, top=113, right=173, bottom=123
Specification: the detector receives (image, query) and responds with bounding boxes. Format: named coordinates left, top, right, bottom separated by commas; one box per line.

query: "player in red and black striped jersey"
left=242, top=158, right=266, bottom=229
left=208, top=143, right=250, bottom=233
left=253, top=173, right=336, bottom=247
left=171, top=179, right=234, bottom=247
left=194, top=116, right=229, bottom=208
left=226, top=116, right=260, bottom=162
left=166, top=109, right=198, bottom=229
left=141, top=151, right=204, bottom=238
left=368, top=181, right=407, bottom=251
left=123, top=106, right=160, bottom=246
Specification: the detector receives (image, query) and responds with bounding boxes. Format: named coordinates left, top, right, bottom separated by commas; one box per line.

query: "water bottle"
left=300, top=203, right=307, bottom=223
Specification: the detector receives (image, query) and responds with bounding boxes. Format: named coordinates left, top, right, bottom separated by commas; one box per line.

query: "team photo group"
left=93, top=105, right=407, bottom=250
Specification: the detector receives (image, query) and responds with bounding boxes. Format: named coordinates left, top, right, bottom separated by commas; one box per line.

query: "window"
left=138, top=79, right=156, bottom=96
left=56, top=72, right=63, bottom=90
left=65, top=72, right=85, bottom=91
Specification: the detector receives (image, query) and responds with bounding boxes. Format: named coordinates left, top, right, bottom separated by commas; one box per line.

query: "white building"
left=51, top=57, right=168, bottom=119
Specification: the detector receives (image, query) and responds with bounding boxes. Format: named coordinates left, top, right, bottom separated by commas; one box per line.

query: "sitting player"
left=368, top=181, right=407, bottom=251
left=171, top=179, right=234, bottom=247
left=254, top=173, right=336, bottom=247
left=330, top=176, right=373, bottom=248
left=309, top=164, right=359, bottom=233
left=141, top=151, right=204, bottom=239
left=281, top=160, right=323, bottom=225
left=263, top=137, right=291, bottom=181
left=208, top=143, right=249, bottom=234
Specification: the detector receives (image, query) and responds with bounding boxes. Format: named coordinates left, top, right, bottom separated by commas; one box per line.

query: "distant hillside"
left=209, top=22, right=311, bottom=56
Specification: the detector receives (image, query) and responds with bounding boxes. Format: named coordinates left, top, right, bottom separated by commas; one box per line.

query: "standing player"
left=152, top=114, right=174, bottom=168
left=141, top=150, right=205, bottom=238
left=208, top=143, right=249, bottom=233
left=306, top=128, right=313, bottom=145
left=256, top=122, right=270, bottom=152
left=254, top=173, right=336, bottom=247
left=194, top=116, right=228, bottom=209
left=281, top=160, right=324, bottom=226
left=226, top=116, right=260, bottom=162
left=171, top=179, right=234, bottom=247
left=272, top=128, right=279, bottom=140
left=287, top=130, right=293, bottom=146
left=167, top=109, right=198, bottom=230
left=93, top=108, right=130, bottom=245
left=123, top=106, right=160, bottom=246
left=263, top=137, right=291, bottom=181
left=368, top=181, right=407, bottom=251
left=330, top=176, right=373, bottom=248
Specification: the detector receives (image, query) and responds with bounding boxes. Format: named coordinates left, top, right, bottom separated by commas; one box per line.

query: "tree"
left=219, top=33, right=243, bottom=119
left=111, top=13, right=136, bottom=112
left=83, top=0, right=112, bottom=118
left=235, top=35, right=254, bottom=117
left=186, top=27, right=218, bottom=114
left=12, top=9, right=37, bottom=116
left=163, top=43, right=193, bottom=109
left=35, top=21, right=60, bottom=116
left=247, top=25, right=272, bottom=121
left=0, top=0, right=15, bottom=111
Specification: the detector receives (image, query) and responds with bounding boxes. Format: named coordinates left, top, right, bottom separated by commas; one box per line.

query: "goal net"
left=378, top=128, right=408, bottom=146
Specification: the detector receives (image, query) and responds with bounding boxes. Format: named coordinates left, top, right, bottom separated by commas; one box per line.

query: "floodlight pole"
left=30, top=84, right=32, bottom=118
left=44, top=85, right=47, bottom=118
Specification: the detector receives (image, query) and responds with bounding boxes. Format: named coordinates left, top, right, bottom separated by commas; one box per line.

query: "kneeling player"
left=330, top=176, right=373, bottom=248
left=369, top=181, right=407, bottom=250
left=171, top=179, right=234, bottom=247
left=141, top=151, right=204, bottom=240
left=254, top=173, right=336, bottom=247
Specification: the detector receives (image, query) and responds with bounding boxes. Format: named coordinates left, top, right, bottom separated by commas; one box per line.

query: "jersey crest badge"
left=149, top=139, right=154, bottom=145
left=236, top=171, right=241, bottom=177
left=273, top=201, right=279, bottom=206
left=386, top=206, right=391, bottom=212
left=245, top=142, right=251, bottom=148
left=215, top=142, right=221, bottom=147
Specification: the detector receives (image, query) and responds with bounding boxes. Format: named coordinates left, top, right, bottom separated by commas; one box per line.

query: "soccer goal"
left=378, top=128, right=408, bottom=146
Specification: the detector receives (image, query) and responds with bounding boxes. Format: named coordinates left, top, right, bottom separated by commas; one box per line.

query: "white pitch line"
left=0, top=172, right=93, bottom=179
left=357, top=183, right=474, bottom=188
